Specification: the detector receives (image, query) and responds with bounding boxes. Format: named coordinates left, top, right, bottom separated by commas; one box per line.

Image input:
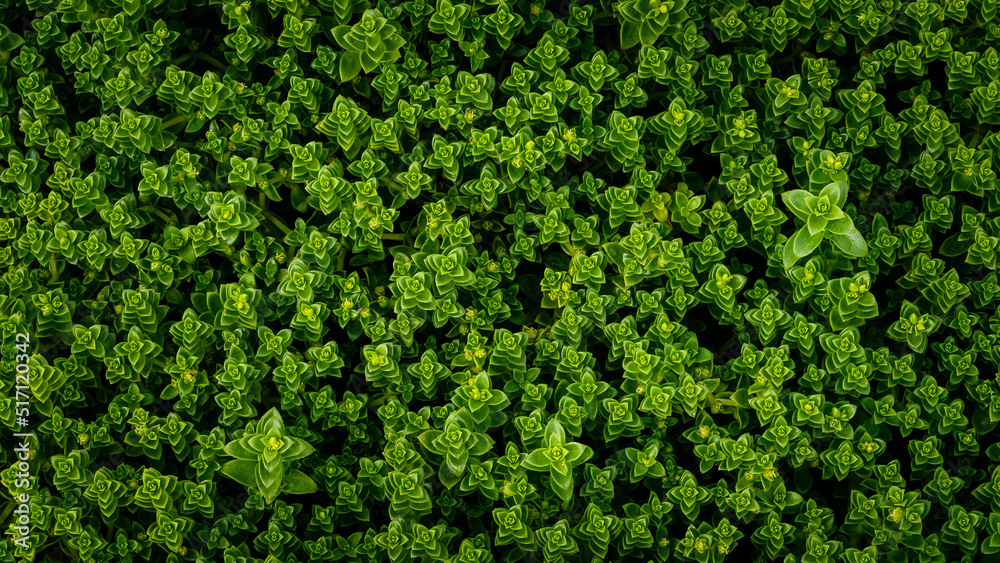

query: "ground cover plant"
left=5, top=0, right=1000, bottom=561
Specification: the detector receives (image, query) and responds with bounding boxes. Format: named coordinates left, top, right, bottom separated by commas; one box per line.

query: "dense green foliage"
left=6, top=0, right=1000, bottom=562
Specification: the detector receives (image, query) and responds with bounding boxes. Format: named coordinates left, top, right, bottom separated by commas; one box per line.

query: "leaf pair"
left=521, top=419, right=594, bottom=502
left=220, top=407, right=318, bottom=504
left=781, top=181, right=868, bottom=269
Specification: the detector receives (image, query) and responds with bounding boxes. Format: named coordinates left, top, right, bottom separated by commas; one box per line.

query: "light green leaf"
left=446, top=449, right=469, bottom=477
left=792, top=227, right=824, bottom=259
left=261, top=479, right=282, bottom=503
left=224, top=438, right=257, bottom=460
left=359, top=49, right=380, bottom=73
left=825, top=216, right=856, bottom=236
left=282, top=437, right=316, bottom=462
left=220, top=460, right=258, bottom=489
left=258, top=408, right=285, bottom=435
left=417, top=429, right=444, bottom=455
left=469, top=434, right=494, bottom=456
left=257, top=459, right=284, bottom=490
left=806, top=214, right=827, bottom=236
left=783, top=239, right=799, bottom=271
left=339, top=51, right=362, bottom=83
left=439, top=463, right=464, bottom=489
left=282, top=469, right=319, bottom=495
left=331, top=26, right=352, bottom=50
left=831, top=231, right=869, bottom=257
left=820, top=180, right=849, bottom=208
left=523, top=449, right=551, bottom=471
left=620, top=22, right=642, bottom=50
left=544, top=419, right=566, bottom=446
left=564, top=442, right=593, bottom=465
left=781, top=189, right=812, bottom=221
left=550, top=470, right=575, bottom=502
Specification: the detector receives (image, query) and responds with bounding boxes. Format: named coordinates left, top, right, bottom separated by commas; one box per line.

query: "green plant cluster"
left=7, top=0, right=1000, bottom=562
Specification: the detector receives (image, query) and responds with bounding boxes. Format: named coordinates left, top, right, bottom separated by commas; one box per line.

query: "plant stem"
left=171, top=51, right=197, bottom=66
left=198, top=52, right=229, bottom=72
left=281, top=178, right=304, bottom=194
left=367, top=394, right=390, bottom=410
left=381, top=177, right=404, bottom=192
left=381, top=232, right=406, bottom=241
left=49, top=254, right=59, bottom=284
left=957, top=22, right=984, bottom=39
left=263, top=173, right=285, bottom=187
left=264, top=211, right=293, bottom=235
left=970, top=125, right=982, bottom=150
left=336, top=247, right=348, bottom=272
left=160, top=114, right=190, bottom=130
left=139, top=205, right=177, bottom=225
left=0, top=500, right=15, bottom=524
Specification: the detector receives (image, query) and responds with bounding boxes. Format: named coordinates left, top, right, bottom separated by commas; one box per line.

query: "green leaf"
left=339, top=51, right=362, bottom=82
left=830, top=231, right=869, bottom=257
left=825, top=216, right=856, bottom=236
left=220, top=460, right=258, bottom=489
left=550, top=469, right=575, bottom=499
left=781, top=190, right=812, bottom=220
left=257, top=460, right=284, bottom=490
left=282, top=437, right=316, bottom=462
left=282, top=469, right=318, bottom=494
left=565, top=442, right=593, bottom=465
left=544, top=419, right=566, bottom=445
left=621, top=22, right=642, bottom=50
left=223, top=438, right=258, bottom=460
left=792, top=227, right=823, bottom=258
left=819, top=181, right=847, bottom=208
left=523, top=449, right=550, bottom=471
left=783, top=238, right=800, bottom=271
left=939, top=233, right=969, bottom=257
left=806, top=214, right=827, bottom=236
left=417, top=429, right=442, bottom=455
left=469, top=434, right=494, bottom=456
